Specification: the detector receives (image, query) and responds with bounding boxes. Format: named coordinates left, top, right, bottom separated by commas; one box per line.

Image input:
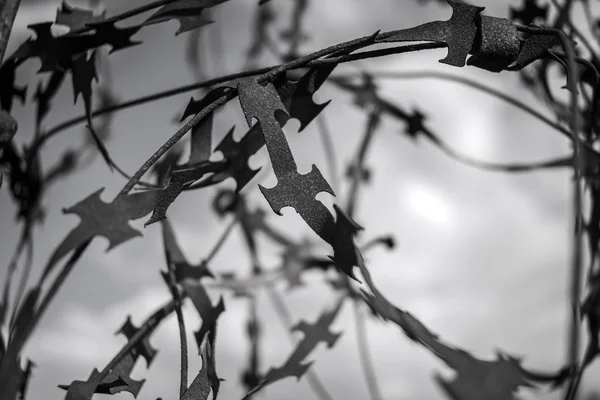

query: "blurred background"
left=1, top=0, right=599, bottom=399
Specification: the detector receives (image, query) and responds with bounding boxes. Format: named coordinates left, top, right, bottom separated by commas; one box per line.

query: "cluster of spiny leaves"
left=1, top=0, right=600, bottom=399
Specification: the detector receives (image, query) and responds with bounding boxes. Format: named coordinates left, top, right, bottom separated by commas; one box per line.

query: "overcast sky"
left=2, top=0, right=600, bottom=399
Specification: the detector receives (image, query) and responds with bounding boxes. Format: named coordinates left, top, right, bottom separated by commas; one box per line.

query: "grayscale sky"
left=1, top=0, right=599, bottom=399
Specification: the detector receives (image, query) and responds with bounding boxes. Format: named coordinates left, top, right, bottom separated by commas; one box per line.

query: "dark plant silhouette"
left=1, top=0, right=599, bottom=399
